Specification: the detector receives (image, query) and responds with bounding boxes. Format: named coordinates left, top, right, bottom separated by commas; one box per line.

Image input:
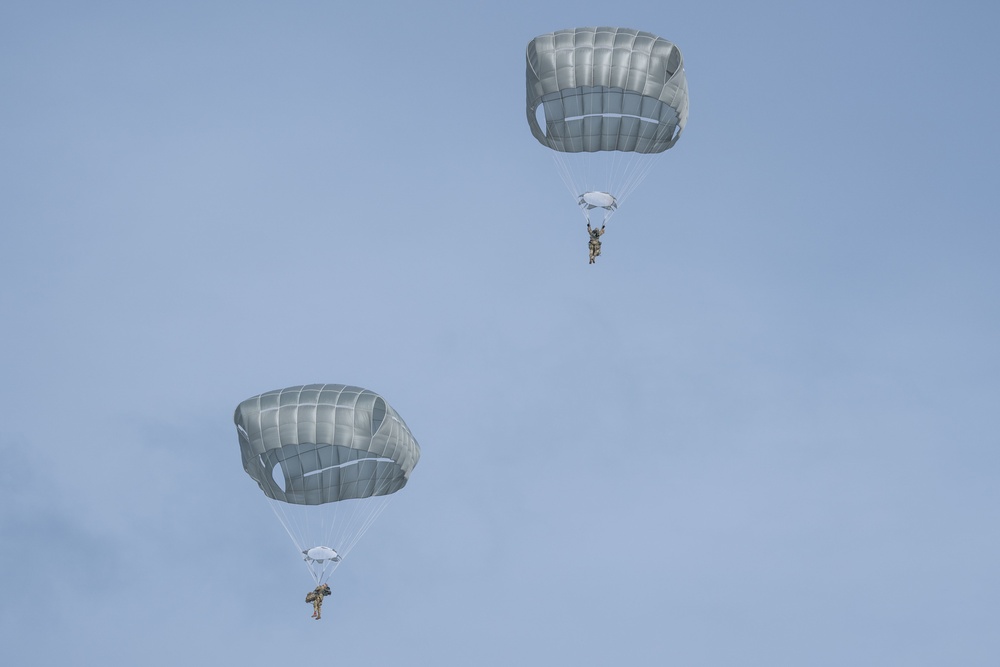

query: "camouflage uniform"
left=306, top=583, right=331, bottom=620
left=588, top=223, right=605, bottom=264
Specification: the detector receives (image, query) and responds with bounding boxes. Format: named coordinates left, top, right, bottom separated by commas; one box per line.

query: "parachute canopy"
left=235, top=383, right=419, bottom=505
left=526, top=27, right=689, bottom=154
left=526, top=27, right=689, bottom=225
left=234, top=384, right=420, bottom=583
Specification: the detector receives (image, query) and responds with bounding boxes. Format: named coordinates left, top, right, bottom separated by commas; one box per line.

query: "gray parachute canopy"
left=526, top=27, right=689, bottom=154
left=234, top=384, right=420, bottom=506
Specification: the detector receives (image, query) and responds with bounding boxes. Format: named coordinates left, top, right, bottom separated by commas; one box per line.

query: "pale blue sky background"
left=2, top=1, right=998, bottom=665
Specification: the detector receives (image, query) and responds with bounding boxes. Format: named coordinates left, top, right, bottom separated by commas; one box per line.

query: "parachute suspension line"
left=258, top=474, right=386, bottom=585
left=265, top=494, right=324, bottom=583
left=339, top=467, right=398, bottom=556
left=302, top=457, right=400, bottom=581
left=550, top=152, right=587, bottom=220
left=549, top=145, right=658, bottom=226
left=543, top=96, right=586, bottom=221
left=604, top=114, right=662, bottom=216
left=266, top=496, right=316, bottom=571
left=615, top=117, right=674, bottom=206
left=327, top=459, right=398, bottom=560
left=265, top=495, right=305, bottom=554
left=333, top=410, right=377, bottom=565
left=337, top=498, right=392, bottom=563
left=542, top=97, right=674, bottom=225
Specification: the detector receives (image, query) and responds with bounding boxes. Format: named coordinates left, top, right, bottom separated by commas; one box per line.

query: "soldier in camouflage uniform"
left=587, top=222, right=606, bottom=264
left=306, top=583, right=331, bottom=620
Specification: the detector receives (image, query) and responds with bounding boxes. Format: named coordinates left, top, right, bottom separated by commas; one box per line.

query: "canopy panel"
left=526, top=27, right=689, bottom=154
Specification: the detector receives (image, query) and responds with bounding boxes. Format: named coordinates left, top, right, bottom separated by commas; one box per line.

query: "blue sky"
left=2, top=1, right=998, bottom=664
